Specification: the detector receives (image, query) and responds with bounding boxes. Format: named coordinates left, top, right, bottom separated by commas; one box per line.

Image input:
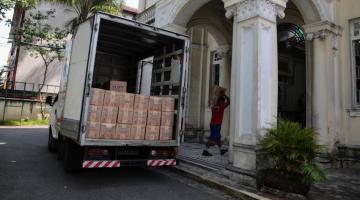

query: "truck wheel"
left=48, top=127, right=58, bottom=152
left=63, top=138, right=84, bottom=172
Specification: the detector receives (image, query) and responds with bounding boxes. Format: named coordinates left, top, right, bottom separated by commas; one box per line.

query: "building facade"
left=5, top=0, right=360, bottom=182
left=137, top=0, right=360, bottom=179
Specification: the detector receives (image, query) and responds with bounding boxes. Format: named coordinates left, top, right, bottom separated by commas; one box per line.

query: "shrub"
left=259, top=120, right=326, bottom=185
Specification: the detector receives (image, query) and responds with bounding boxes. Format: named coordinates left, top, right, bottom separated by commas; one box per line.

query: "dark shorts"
left=209, top=124, right=221, bottom=142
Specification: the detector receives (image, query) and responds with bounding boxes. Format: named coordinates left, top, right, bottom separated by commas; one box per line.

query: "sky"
left=0, top=10, right=14, bottom=69
left=0, top=0, right=139, bottom=69
left=125, top=0, right=139, bottom=9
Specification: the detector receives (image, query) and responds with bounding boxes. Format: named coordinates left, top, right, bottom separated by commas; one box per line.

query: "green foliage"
left=50, top=0, right=124, bottom=29
left=0, top=0, right=38, bottom=21
left=259, top=120, right=326, bottom=184
left=0, top=119, right=48, bottom=126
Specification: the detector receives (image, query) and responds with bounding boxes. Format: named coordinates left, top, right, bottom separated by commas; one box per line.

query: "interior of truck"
left=92, top=18, right=186, bottom=100
left=88, top=16, right=187, bottom=141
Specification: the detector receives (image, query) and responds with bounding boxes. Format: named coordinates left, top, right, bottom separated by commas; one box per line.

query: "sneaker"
left=220, top=149, right=228, bottom=155
left=202, top=150, right=213, bottom=156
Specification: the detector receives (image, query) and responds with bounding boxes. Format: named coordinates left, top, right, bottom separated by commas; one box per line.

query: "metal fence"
left=0, top=81, right=60, bottom=120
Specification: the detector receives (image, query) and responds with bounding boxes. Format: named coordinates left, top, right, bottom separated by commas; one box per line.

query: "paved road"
left=0, top=128, right=234, bottom=200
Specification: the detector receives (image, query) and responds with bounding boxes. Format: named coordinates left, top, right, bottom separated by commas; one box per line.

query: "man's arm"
left=224, top=95, right=230, bottom=107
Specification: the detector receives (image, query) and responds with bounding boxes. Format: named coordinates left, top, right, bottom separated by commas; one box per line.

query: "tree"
left=13, top=9, right=68, bottom=119
left=0, top=0, right=38, bottom=21
left=51, top=0, right=123, bottom=30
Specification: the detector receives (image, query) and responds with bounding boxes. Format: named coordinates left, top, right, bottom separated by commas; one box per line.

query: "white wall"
left=139, top=0, right=158, bottom=11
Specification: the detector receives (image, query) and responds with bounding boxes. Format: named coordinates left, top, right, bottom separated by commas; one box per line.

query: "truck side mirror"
left=45, top=96, right=53, bottom=106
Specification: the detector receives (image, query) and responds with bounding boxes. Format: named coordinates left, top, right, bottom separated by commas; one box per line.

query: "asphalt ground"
left=0, top=127, right=235, bottom=200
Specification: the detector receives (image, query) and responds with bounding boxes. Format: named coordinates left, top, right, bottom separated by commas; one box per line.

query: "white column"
left=304, top=21, right=342, bottom=149
left=224, top=0, right=287, bottom=172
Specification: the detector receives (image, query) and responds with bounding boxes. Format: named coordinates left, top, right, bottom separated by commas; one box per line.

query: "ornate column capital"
left=303, top=21, right=343, bottom=41
left=217, top=45, right=232, bottom=58
left=223, top=0, right=288, bottom=23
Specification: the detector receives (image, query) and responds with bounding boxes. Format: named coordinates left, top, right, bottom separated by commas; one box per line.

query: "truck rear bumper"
left=82, top=159, right=177, bottom=168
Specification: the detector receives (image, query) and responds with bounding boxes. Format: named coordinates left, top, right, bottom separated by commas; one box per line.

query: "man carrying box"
left=202, top=95, right=230, bottom=156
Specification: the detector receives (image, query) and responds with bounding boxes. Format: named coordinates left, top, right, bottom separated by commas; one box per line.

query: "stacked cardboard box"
left=86, top=84, right=176, bottom=141
left=209, top=85, right=226, bottom=107
left=130, top=94, right=149, bottom=140
left=104, top=80, right=127, bottom=92
left=87, top=88, right=105, bottom=139
left=160, top=97, right=175, bottom=141
left=145, top=97, right=162, bottom=140
left=116, top=93, right=134, bottom=140
left=100, top=90, right=119, bottom=139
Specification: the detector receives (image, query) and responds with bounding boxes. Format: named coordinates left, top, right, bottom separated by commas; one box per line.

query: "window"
left=209, top=51, right=224, bottom=101
left=351, top=19, right=360, bottom=106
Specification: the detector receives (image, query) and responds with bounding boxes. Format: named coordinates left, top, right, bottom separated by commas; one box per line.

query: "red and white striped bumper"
left=147, top=159, right=176, bottom=167
left=82, top=159, right=176, bottom=168
left=82, top=160, right=120, bottom=168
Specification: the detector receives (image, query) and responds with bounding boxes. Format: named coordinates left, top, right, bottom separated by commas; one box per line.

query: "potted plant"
left=257, top=120, right=326, bottom=195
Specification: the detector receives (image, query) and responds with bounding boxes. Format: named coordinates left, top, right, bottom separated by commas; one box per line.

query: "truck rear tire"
left=48, top=127, right=58, bottom=152
left=63, top=138, right=84, bottom=172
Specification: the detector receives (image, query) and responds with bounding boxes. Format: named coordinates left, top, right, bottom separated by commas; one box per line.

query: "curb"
left=172, top=162, right=270, bottom=200
left=0, top=125, right=48, bottom=129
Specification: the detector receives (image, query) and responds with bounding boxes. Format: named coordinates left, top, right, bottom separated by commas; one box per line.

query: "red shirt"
left=210, top=101, right=230, bottom=125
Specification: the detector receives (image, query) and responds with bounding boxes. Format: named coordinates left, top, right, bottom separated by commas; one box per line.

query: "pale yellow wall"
left=338, top=0, right=360, bottom=145
left=15, top=2, right=75, bottom=92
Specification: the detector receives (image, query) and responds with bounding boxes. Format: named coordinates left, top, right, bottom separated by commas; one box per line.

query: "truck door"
left=61, top=16, right=99, bottom=141
left=151, top=41, right=190, bottom=143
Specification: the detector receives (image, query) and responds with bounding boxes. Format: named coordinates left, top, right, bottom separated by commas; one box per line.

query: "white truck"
left=46, top=13, right=189, bottom=171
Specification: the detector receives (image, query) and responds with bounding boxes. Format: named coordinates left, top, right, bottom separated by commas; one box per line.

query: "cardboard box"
left=134, top=94, right=149, bottom=110
left=104, top=80, right=127, bottom=92
left=119, top=93, right=135, bottom=109
left=100, top=123, right=116, bottom=139
left=132, top=110, right=147, bottom=125
left=131, top=124, right=146, bottom=140
left=90, top=88, right=105, bottom=106
left=162, top=97, right=175, bottom=111
left=88, top=105, right=102, bottom=122
left=117, top=108, right=133, bottom=124
left=87, top=122, right=101, bottom=139
left=161, top=111, right=175, bottom=127
left=145, top=126, right=160, bottom=140
left=116, top=124, right=132, bottom=140
left=212, top=85, right=226, bottom=97
left=160, top=126, right=173, bottom=140
left=104, top=90, right=120, bottom=107
left=209, top=86, right=226, bottom=107
left=147, top=111, right=161, bottom=126
left=101, top=106, right=118, bottom=124
left=148, top=96, right=162, bottom=111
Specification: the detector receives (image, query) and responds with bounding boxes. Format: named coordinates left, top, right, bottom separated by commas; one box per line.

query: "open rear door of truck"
left=61, top=16, right=100, bottom=141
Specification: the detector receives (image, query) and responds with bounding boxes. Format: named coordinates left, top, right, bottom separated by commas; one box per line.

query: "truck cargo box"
left=59, top=13, right=189, bottom=147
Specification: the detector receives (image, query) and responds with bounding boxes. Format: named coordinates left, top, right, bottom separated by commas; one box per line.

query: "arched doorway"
left=277, top=1, right=307, bottom=127
left=184, top=0, right=232, bottom=144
